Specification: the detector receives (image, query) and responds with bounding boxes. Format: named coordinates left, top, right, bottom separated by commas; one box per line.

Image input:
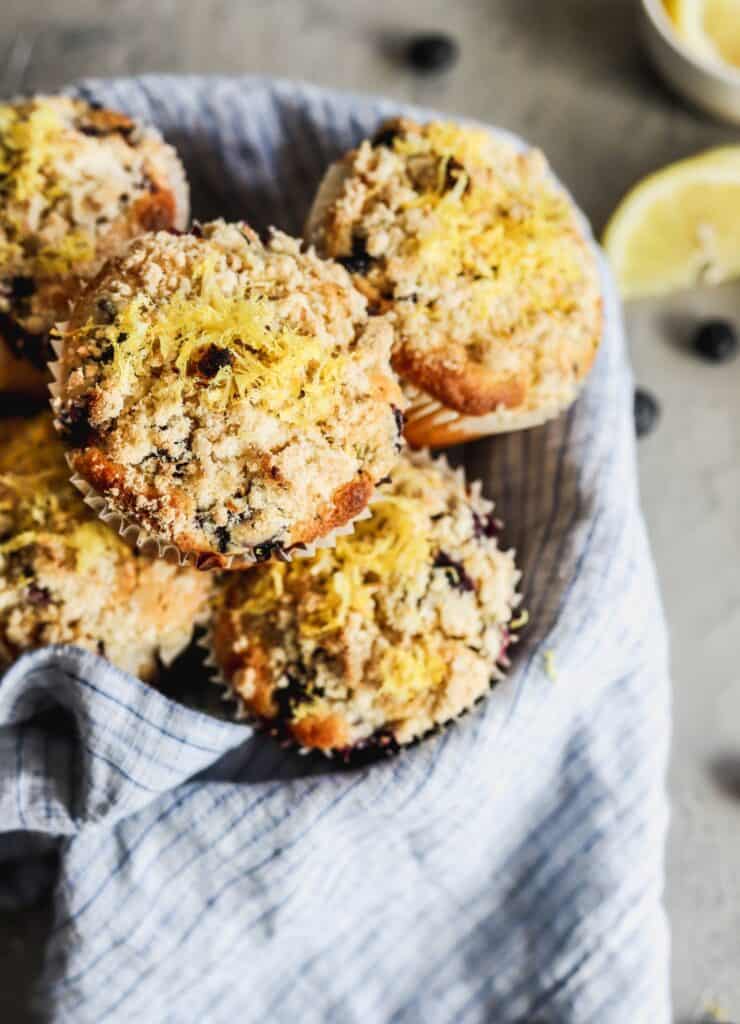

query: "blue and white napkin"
left=0, top=75, right=670, bottom=1024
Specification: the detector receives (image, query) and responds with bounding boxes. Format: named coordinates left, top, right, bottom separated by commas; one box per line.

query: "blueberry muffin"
left=307, top=118, right=603, bottom=447
left=0, top=95, right=189, bottom=394
left=211, top=451, right=521, bottom=754
left=0, top=414, right=212, bottom=680
left=53, top=222, right=404, bottom=568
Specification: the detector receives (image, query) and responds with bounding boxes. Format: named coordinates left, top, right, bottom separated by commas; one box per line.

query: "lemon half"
left=603, top=147, right=740, bottom=299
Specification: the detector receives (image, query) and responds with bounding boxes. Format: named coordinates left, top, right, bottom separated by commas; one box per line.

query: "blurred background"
left=0, top=1, right=739, bottom=1021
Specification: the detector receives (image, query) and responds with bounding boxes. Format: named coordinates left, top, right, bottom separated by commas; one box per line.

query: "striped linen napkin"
left=0, top=75, right=670, bottom=1024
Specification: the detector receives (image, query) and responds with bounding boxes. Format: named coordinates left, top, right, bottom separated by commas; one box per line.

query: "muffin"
left=0, top=94, right=189, bottom=394
left=52, top=221, right=404, bottom=569
left=0, top=414, right=212, bottom=680
left=211, top=451, right=521, bottom=755
left=306, top=118, right=603, bottom=447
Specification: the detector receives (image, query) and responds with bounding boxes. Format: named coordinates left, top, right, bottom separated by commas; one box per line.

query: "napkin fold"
left=0, top=75, right=670, bottom=1024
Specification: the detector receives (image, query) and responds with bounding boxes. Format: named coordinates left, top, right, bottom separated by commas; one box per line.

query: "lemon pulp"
left=603, top=147, right=740, bottom=298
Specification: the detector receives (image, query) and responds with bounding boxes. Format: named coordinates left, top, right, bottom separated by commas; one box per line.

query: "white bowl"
left=640, top=0, right=740, bottom=123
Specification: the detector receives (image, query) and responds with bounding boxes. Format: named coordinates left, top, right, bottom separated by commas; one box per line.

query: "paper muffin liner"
left=203, top=452, right=522, bottom=762
left=62, top=460, right=374, bottom=571
left=48, top=334, right=375, bottom=570
left=403, top=385, right=570, bottom=449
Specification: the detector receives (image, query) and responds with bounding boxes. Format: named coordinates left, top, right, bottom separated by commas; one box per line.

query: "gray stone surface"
left=0, top=1, right=739, bottom=1020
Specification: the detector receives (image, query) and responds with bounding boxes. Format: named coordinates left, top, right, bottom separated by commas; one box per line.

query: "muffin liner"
left=403, top=385, right=568, bottom=449
left=47, top=334, right=375, bottom=571
left=204, top=452, right=522, bottom=762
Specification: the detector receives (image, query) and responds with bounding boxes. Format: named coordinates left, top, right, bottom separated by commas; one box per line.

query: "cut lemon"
left=603, top=147, right=740, bottom=299
left=669, top=0, right=740, bottom=69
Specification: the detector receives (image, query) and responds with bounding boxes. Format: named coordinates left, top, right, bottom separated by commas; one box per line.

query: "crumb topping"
left=311, top=118, right=602, bottom=416
left=0, top=95, right=187, bottom=363
left=214, top=451, right=521, bottom=750
left=56, top=222, right=403, bottom=560
left=0, top=414, right=211, bottom=679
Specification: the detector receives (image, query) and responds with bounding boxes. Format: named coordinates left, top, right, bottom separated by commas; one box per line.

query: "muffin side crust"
left=309, top=118, right=603, bottom=419
left=212, top=451, right=521, bottom=752
left=0, top=414, right=211, bottom=679
left=55, top=222, right=404, bottom=566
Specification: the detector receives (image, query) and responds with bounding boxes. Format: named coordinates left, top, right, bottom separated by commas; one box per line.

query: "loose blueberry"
left=215, top=526, right=231, bottom=554
left=406, top=33, right=459, bottom=74
left=634, top=388, right=660, bottom=439
left=692, top=319, right=738, bottom=364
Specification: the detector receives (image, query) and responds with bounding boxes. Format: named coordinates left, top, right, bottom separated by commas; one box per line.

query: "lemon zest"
left=85, top=249, right=350, bottom=424
left=35, top=231, right=95, bottom=276
left=509, top=609, right=529, bottom=630
left=71, top=522, right=124, bottom=573
left=0, top=101, right=65, bottom=203
left=238, top=493, right=430, bottom=640
left=378, top=642, right=446, bottom=702
left=543, top=649, right=558, bottom=682
left=0, top=100, right=101, bottom=278
left=0, top=415, right=126, bottom=568
left=387, top=122, right=584, bottom=322
left=0, top=531, right=38, bottom=555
